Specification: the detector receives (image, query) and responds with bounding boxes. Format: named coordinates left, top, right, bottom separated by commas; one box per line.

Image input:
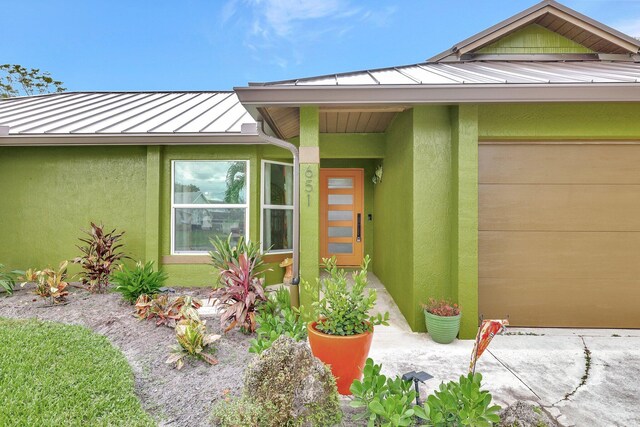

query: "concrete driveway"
left=366, top=274, right=640, bottom=427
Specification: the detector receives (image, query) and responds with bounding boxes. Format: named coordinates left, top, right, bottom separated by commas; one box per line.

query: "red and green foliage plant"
left=210, top=235, right=269, bottom=333
left=135, top=294, right=202, bottom=328
left=20, top=261, right=71, bottom=304
left=166, top=318, right=221, bottom=370
left=73, top=223, right=127, bottom=293
left=422, top=298, right=461, bottom=317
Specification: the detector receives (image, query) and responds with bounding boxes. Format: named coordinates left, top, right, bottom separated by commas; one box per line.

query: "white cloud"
left=220, top=0, right=396, bottom=69
left=256, top=0, right=356, bottom=37
left=222, top=0, right=395, bottom=40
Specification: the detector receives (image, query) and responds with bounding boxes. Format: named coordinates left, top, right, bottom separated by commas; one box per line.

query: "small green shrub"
left=350, top=358, right=428, bottom=426
left=0, top=264, right=22, bottom=295
left=426, top=373, right=500, bottom=426
left=307, top=255, right=389, bottom=336
left=111, top=261, right=168, bottom=303
left=249, top=288, right=307, bottom=354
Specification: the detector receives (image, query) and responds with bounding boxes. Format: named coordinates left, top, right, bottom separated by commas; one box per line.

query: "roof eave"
left=0, top=133, right=262, bottom=146
left=235, top=83, right=640, bottom=107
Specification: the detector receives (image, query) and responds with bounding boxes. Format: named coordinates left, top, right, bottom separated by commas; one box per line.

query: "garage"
left=479, top=142, right=640, bottom=328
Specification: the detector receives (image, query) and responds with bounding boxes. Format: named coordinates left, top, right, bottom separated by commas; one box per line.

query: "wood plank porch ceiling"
left=260, top=106, right=403, bottom=140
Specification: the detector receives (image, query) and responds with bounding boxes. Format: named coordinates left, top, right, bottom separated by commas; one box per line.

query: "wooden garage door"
left=479, top=142, right=640, bottom=328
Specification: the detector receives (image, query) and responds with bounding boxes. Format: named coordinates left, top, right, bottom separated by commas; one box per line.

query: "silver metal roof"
left=0, top=91, right=255, bottom=135
left=253, top=60, right=640, bottom=87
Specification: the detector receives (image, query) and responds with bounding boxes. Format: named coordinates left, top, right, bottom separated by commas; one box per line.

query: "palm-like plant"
left=223, top=161, right=246, bottom=204
left=209, top=234, right=263, bottom=277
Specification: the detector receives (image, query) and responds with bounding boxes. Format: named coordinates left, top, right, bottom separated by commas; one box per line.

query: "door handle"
left=356, top=213, right=361, bottom=242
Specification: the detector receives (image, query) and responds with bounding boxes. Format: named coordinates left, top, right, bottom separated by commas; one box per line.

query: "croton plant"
left=20, top=261, right=71, bottom=304
left=73, top=222, right=127, bottom=293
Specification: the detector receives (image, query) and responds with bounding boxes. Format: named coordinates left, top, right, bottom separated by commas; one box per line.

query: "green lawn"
left=0, top=318, right=155, bottom=427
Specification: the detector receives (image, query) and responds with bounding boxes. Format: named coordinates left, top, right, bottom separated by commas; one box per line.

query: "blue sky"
left=2, top=0, right=640, bottom=91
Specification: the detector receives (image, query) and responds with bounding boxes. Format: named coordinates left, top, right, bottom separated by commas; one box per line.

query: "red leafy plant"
left=210, top=235, right=269, bottom=333
left=73, top=223, right=127, bottom=293
left=422, top=298, right=461, bottom=317
left=135, top=294, right=202, bottom=328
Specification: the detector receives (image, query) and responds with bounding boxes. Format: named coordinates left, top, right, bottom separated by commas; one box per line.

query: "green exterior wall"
left=451, top=106, right=479, bottom=338
left=477, top=24, right=593, bottom=54
left=316, top=133, right=385, bottom=158
left=0, top=146, right=147, bottom=274
left=373, top=109, right=415, bottom=322
left=411, top=106, right=454, bottom=331
left=145, top=146, right=162, bottom=266
left=374, top=106, right=479, bottom=338
left=479, top=103, right=640, bottom=139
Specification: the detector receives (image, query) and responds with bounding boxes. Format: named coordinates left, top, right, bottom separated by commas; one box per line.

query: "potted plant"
left=422, top=298, right=461, bottom=344
left=306, top=255, right=389, bottom=395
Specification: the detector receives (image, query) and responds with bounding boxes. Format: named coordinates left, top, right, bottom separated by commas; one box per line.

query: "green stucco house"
left=2, top=0, right=640, bottom=338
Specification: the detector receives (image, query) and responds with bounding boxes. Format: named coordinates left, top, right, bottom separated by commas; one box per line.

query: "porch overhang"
left=236, top=82, right=640, bottom=106
left=235, top=83, right=640, bottom=139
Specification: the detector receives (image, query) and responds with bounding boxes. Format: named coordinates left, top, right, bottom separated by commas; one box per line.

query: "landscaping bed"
left=0, top=229, right=507, bottom=426
left=0, top=286, right=252, bottom=426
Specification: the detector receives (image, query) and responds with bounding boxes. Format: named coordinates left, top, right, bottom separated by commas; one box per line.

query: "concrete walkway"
left=366, top=273, right=640, bottom=426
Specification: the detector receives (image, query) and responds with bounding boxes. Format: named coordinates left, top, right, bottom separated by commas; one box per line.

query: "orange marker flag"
left=469, top=319, right=509, bottom=374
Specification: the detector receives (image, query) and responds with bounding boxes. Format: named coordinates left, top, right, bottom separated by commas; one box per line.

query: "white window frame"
left=261, top=159, right=294, bottom=254
left=171, top=160, right=250, bottom=255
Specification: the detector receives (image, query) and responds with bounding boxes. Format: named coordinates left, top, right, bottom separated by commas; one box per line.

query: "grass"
left=0, top=317, right=155, bottom=427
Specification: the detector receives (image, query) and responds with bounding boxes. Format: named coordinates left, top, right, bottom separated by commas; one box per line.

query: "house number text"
left=305, top=166, right=314, bottom=207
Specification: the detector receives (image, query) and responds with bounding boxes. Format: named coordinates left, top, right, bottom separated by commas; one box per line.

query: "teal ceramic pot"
left=424, top=311, right=461, bottom=344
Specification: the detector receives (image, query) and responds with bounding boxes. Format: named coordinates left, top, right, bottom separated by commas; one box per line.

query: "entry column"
left=299, top=106, right=320, bottom=306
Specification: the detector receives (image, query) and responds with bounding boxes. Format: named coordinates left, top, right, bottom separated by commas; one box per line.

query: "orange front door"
left=320, top=168, right=364, bottom=266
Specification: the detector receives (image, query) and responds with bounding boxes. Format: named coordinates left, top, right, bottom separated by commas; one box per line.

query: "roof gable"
left=429, top=0, right=640, bottom=62
left=476, top=24, right=594, bottom=54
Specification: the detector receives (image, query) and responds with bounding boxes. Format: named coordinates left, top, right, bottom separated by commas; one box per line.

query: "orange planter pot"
left=307, top=322, right=374, bottom=395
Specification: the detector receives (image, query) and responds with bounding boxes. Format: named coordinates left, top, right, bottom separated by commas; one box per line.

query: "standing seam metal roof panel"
left=253, top=61, right=640, bottom=87
left=0, top=92, right=255, bottom=135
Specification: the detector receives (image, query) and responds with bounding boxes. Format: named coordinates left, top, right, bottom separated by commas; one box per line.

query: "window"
left=172, top=160, right=249, bottom=254
left=261, top=160, right=294, bottom=253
